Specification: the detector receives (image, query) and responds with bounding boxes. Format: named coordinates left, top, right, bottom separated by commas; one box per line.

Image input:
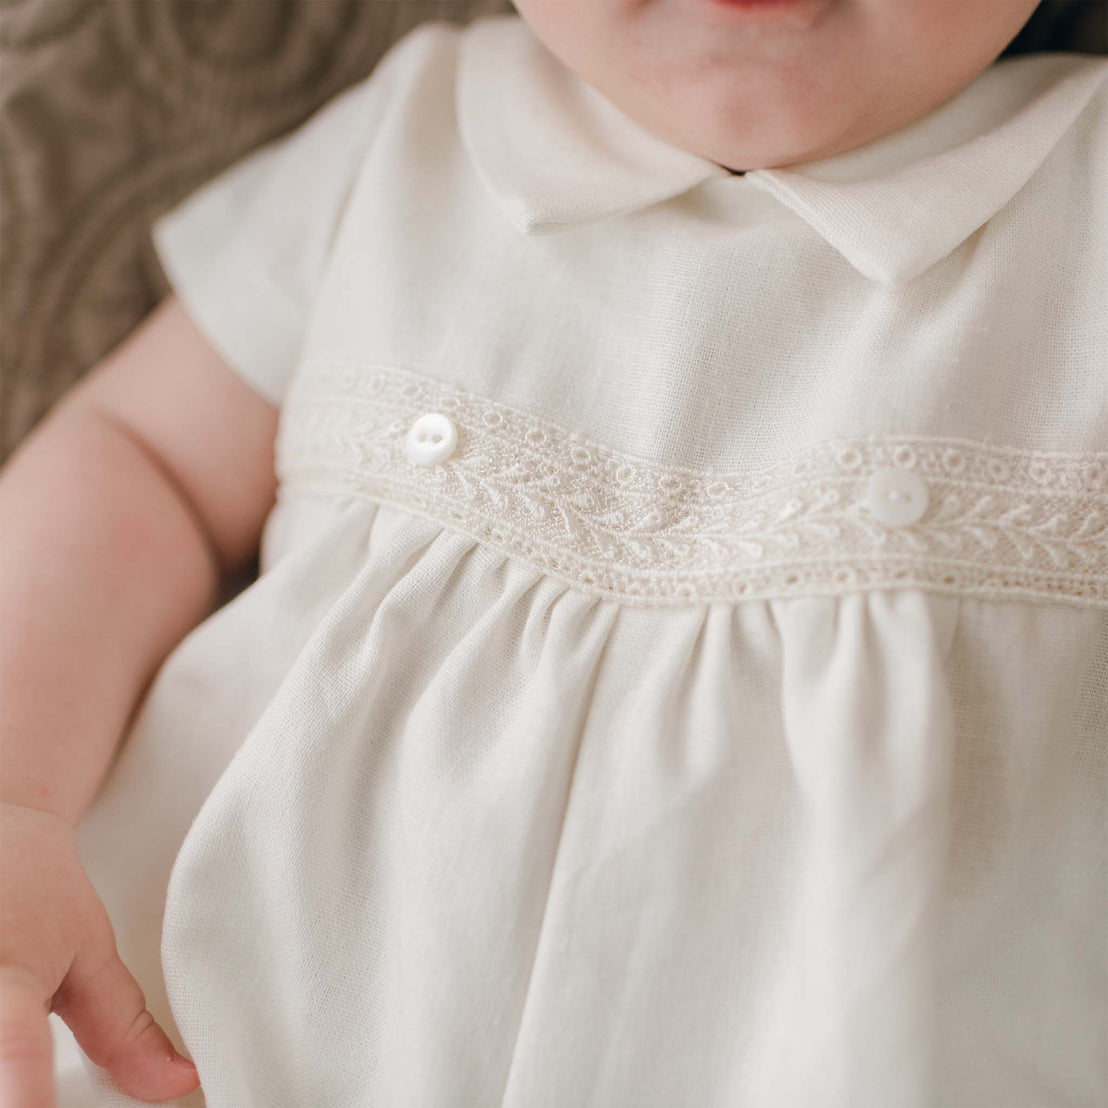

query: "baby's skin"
left=1, top=298, right=279, bottom=1106
left=0, top=1, right=1041, bottom=1104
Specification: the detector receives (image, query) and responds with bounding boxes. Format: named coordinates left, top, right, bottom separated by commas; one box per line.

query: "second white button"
left=405, top=412, right=457, bottom=467
left=864, top=466, right=929, bottom=527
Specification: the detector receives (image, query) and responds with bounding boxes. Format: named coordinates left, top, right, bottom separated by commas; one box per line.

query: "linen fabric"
left=55, top=15, right=1108, bottom=1107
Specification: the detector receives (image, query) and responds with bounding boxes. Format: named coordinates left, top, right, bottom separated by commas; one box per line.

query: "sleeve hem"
left=150, top=198, right=307, bottom=409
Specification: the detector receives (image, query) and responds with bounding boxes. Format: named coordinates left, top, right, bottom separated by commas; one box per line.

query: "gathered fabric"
left=72, top=490, right=1105, bottom=1106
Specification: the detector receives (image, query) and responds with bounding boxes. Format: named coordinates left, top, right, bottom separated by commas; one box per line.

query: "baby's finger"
left=0, top=964, right=56, bottom=1108
left=50, top=940, right=198, bottom=1103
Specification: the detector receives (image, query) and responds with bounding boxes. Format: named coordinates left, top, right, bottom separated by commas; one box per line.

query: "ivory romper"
left=55, top=16, right=1108, bottom=1107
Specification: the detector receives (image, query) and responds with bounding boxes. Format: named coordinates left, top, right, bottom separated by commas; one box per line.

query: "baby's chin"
left=611, top=73, right=881, bottom=172
left=654, top=114, right=864, bottom=173
left=622, top=0, right=878, bottom=166
left=693, top=118, right=885, bottom=173
left=582, top=29, right=898, bottom=169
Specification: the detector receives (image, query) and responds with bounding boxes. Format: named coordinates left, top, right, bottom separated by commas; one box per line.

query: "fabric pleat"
left=745, top=591, right=959, bottom=1108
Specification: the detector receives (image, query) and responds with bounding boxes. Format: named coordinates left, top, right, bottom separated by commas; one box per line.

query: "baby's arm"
left=0, top=295, right=279, bottom=1106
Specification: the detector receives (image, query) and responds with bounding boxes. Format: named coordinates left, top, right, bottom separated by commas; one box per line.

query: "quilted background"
left=0, top=0, right=513, bottom=466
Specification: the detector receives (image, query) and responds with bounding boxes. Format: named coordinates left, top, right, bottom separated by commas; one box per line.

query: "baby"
left=2, top=0, right=1106, bottom=1105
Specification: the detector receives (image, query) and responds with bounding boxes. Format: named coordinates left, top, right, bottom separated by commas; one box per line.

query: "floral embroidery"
left=276, top=364, right=1108, bottom=609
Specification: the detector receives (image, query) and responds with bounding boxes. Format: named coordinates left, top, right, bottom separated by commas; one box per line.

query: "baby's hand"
left=0, top=801, right=200, bottom=1107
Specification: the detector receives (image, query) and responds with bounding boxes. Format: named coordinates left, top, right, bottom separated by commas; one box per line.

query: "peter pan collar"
left=456, top=14, right=1108, bottom=284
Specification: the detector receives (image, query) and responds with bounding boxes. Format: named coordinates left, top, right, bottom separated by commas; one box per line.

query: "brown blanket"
left=0, top=0, right=512, bottom=465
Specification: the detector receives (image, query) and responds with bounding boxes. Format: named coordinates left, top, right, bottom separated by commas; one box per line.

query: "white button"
left=864, top=466, right=929, bottom=527
left=405, top=413, right=457, bottom=467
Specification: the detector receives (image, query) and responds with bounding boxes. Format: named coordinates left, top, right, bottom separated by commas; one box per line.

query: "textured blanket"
left=0, top=0, right=512, bottom=464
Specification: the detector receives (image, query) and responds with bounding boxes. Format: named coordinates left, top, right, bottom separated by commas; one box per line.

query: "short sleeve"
left=149, top=23, right=447, bottom=407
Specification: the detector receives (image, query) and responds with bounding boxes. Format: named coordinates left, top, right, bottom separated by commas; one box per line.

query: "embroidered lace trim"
left=276, top=364, right=1108, bottom=609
